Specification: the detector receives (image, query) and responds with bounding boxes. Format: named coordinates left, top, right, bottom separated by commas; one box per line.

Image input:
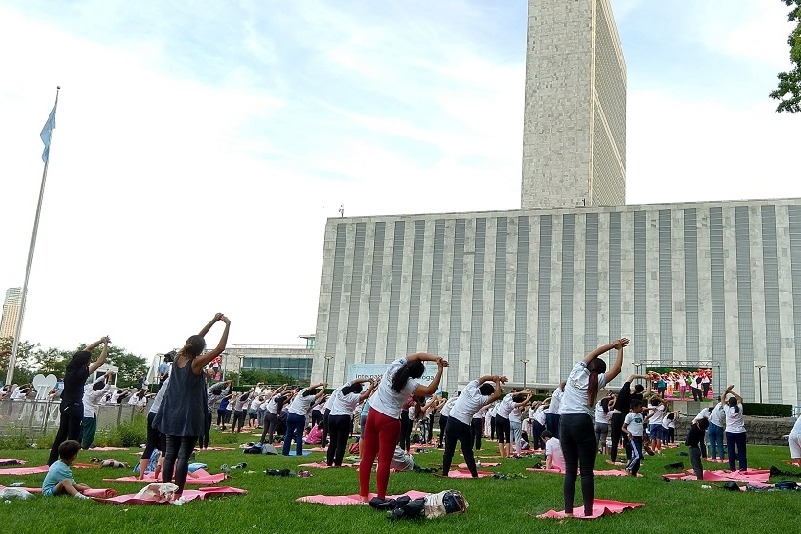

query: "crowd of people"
left=13, top=326, right=798, bottom=514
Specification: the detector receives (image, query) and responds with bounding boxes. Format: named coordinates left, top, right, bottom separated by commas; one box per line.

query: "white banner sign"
left=346, top=363, right=436, bottom=387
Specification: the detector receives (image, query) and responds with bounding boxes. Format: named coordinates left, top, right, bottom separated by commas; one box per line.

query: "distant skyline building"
left=521, top=0, right=626, bottom=209
left=0, top=287, right=22, bottom=340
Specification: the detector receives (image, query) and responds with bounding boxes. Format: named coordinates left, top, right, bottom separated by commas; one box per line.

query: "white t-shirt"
left=441, top=396, right=458, bottom=417
left=509, top=406, right=523, bottom=424
left=324, top=393, right=336, bottom=411
left=648, top=404, right=665, bottom=426
left=330, top=385, right=362, bottom=416
left=724, top=404, right=746, bottom=433
left=710, top=404, right=726, bottom=427
left=560, top=362, right=608, bottom=415
left=496, top=394, right=515, bottom=418
left=369, top=357, right=419, bottom=419
left=692, top=408, right=711, bottom=424
left=791, top=415, right=801, bottom=435
left=624, top=411, right=645, bottom=437
left=594, top=402, right=610, bottom=424
left=545, top=438, right=565, bottom=470
left=287, top=389, right=318, bottom=416
left=662, top=414, right=675, bottom=430
left=449, top=380, right=490, bottom=426
left=250, top=398, right=263, bottom=411
left=548, top=388, right=563, bottom=413
left=534, top=405, right=547, bottom=425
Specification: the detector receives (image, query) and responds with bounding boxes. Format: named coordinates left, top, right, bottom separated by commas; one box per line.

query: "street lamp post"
left=632, top=361, right=642, bottom=385
left=755, top=365, right=766, bottom=403
left=520, top=359, right=529, bottom=390
left=324, top=356, right=333, bottom=385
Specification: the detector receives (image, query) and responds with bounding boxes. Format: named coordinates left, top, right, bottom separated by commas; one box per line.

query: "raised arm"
left=359, top=379, right=378, bottom=401
left=88, top=337, right=110, bottom=374
left=412, top=356, right=449, bottom=397
left=486, top=375, right=508, bottom=404
left=602, top=339, right=629, bottom=383
left=199, top=313, right=223, bottom=337
left=192, top=315, right=230, bottom=374
left=584, top=338, right=629, bottom=365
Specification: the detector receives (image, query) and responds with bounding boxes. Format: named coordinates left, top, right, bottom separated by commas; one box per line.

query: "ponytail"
left=391, top=360, right=425, bottom=393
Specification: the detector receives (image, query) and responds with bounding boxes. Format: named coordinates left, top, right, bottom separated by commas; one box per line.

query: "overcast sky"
left=0, top=0, right=797, bottom=360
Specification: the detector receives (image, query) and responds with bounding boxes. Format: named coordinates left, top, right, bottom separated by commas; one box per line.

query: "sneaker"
left=74, top=493, right=91, bottom=500
left=172, top=497, right=186, bottom=506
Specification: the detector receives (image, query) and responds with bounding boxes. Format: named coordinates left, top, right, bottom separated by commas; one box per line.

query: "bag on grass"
left=423, top=489, right=468, bottom=518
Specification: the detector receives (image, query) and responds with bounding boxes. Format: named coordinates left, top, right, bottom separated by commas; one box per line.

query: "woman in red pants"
left=359, top=353, right=447, bottom=502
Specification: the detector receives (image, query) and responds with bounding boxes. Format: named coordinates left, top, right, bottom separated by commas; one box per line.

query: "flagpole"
left=5, top=87, right=60, bottom=386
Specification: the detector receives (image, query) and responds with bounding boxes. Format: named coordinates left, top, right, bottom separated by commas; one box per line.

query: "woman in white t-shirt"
left=560, top=338, right=629, bottom=518
left=281, top=383, right=326, bottom=457
left=327, top=378, right=376, bottom=466
left=722, top=385, right=747, bottom=471
left=788, top=413, right=801, bottom=467
left=594, top=395, right=613, bottom=455
left=358, top=353, right=447, bottom=503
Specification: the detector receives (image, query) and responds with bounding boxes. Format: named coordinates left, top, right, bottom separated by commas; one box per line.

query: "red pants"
left=359, top=407, right=401, bottom=499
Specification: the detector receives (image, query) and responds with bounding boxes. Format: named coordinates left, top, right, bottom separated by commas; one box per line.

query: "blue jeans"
left=708, top=423, right=725, bottom=460
left=282, top=413, right=306, bottom=456
left=726, top=431, right=747, bottom=471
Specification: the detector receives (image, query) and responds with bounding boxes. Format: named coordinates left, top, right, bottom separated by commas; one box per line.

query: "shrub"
left=102, top=414, right=148, bottom=447
left=743, top=402, right=792, bottom=417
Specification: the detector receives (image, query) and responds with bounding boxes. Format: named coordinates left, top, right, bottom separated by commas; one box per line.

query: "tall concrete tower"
left=0, top=287, right=22, bottom=340
left=521, top=0, right=626, bottom=209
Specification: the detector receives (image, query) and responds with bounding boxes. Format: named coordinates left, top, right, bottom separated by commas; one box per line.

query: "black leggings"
left=216, top=410, right=226, bottom=426
left=560, top=413, right=596, bottom=516
left=141, top=411, right=165, bottom=460
left=609, top=412, right=631, bottom=463
left=261, top=412, right=278, bottom=443
left=490, top=416, right=496, bottom=440
left=201, top=411, right=212, bottom=449
left=399, top=410, right=412, bottom=451
left=496, top=415, right=511, bottom=444
left=320, top=409, right=331, bottom=446
left=438, top=415, right=448, bottom=446
left=443, top=418, right=478, bottom=477
left=162, top=435, right=198, bottom=494
left=48, top=406, right=82, bottom=466
left=232, top=410, right=246, bottom=432
left=471, top=418, right=483, bottom=450
left=326, top=414, right=352, bottom=466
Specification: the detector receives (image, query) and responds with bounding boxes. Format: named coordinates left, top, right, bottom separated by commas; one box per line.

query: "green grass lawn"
left=1, top=430, right=799, bottom=533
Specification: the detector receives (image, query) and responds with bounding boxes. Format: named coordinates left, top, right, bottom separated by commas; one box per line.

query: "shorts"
left=790, top=432, right=801, bottom=459
left=648, top=424, right=663, bottom=441
left=42, top=486, right=56, bottom=497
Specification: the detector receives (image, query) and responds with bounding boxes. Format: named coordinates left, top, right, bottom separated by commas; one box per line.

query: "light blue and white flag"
left=40, top=101, right=57, bottom=163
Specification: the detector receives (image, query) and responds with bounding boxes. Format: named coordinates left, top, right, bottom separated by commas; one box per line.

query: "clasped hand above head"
left=614, top=338, right=630, bottom=349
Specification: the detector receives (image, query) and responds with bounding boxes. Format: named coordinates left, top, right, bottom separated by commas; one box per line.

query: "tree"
left=770, top=0, right=801, bottom=112
left=90, top=345, right=148, bottom=388
left=236, top=368, right=302, bottom=388
left=0, top=338, right=40, bottom=385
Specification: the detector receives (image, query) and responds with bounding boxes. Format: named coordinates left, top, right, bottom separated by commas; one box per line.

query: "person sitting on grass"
left=542, top=430, right=565, bottom=472
left=685, top=416, right=710, bottom=480
left=42, top=440, right=93, bottom=499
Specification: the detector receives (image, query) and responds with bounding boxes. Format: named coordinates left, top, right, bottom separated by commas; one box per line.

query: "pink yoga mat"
left=526, top=467, right=630, bottom=477
left=103, top=469, right=227, bottom=485
left=526, top=467, right=563, bottom=474
left=447, top=469, right=492, bottom=478
left=0, top=486, right=117, bottom=497
left=307, top=447, right=328, bottom=452
left=90, top=447, right=129, bottom=451
left=459, top=462, right=499, bottom=468
left=297, top=462, right=359, bottom=469
left=537, top=499, right=644, bottom=519
left=297, top=490, right=429, bottom=505
left=0, top=464, right=100, bottom=475
left=0, top=465, right=50, bottom=475
left=662, top=469, right=770, bottom=483
left=93, top=486, right=247, bottom=505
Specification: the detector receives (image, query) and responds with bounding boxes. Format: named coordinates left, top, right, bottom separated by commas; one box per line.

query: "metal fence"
left=0, top=398, right=147, bottom=437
